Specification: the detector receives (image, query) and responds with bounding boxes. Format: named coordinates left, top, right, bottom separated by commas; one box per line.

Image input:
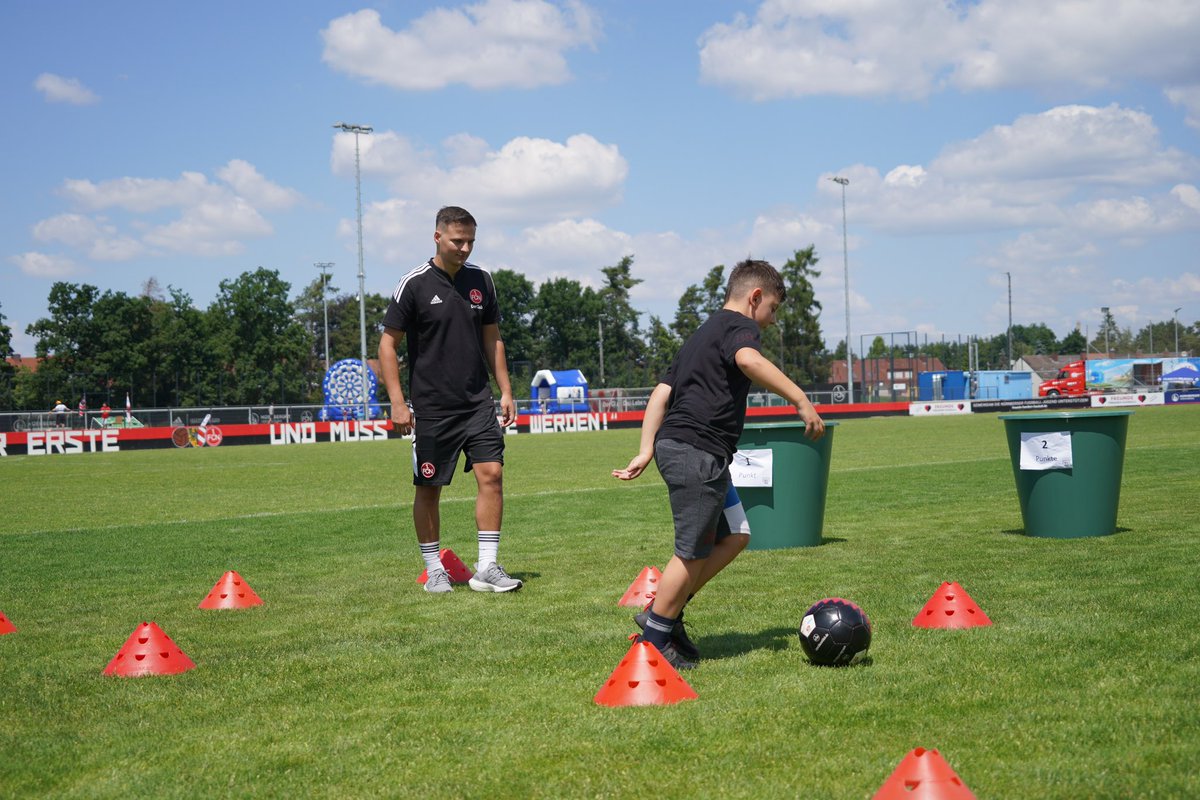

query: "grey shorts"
left=655, top=438, right=745, bottom=560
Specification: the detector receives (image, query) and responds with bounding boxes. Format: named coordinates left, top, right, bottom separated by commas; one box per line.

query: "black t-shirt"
left=656, top=309, right=762, bottom=460
left=381, top=260, right=499, bottom=417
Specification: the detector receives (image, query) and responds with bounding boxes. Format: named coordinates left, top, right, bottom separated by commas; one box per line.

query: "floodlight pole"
left=1101, top=306, right=1110, bottom=356
left=314, top=262, right=334, bottom=375
left=1006, top=271, right=1013, bottom=367
left=1174, top=307, right=1181, bottom=356
left=334, top=122, right=373, bottom=421
left=830, top=176, right=853, bottom=404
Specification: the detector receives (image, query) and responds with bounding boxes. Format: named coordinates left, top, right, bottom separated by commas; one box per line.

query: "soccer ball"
left=798, top=598, right=872, bottom=666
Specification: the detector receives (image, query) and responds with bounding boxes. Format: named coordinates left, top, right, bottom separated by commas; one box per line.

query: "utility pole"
left=314, top=262, right=334, bottom=375
left=1005, top=271, right=1013, bottom=368
left=333, top=122, right=373, bottom=421
left=830, top=176, right=853, bottom=403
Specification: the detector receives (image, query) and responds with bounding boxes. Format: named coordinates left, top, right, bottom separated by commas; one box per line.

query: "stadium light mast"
left=1006, top=271, right=1013, bottom=367
left=1101, top=306, right=1110, bottom=356
left=1174, top=307, right=1182, bottom=356
left=334, top=122, right=373, bottom=422
left=830, top=176, right=853, bottom=404
left=314, top=262, right=334, bottom=375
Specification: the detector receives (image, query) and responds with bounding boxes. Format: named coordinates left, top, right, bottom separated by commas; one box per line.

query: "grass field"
left=2, top=406, right=1198, bottom=798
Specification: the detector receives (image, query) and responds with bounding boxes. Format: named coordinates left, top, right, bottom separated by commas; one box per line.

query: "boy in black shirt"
left=613, top=259, right=825, bottom=668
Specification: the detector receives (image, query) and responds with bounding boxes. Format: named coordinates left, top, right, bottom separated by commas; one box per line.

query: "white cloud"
left=34, top=73, right=100, bottom=105
left=9, top=252, right=79, bottom=278
left=40, top=160, right=300, bottom=261
left=62, top=172, right=221, bottom=213
left=1166, top=85, right=1200, bottom=131
left=31, top=213, right=145, bottom=261
left=931, top=105, right=1191, bottom=186
left=819, top=105, right=1199, bottom=237
left=699, top=0, right=1200, bottom=100
left=217, top=160, right=303, bottom=211
left=332, top=130, right=628, bottom=229
left=321, top=1, right=599, bottom=90
left=143, top=198, right=273, bottom=256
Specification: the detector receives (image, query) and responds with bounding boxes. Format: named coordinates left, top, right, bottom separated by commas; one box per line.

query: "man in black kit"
left=379, top=206, right=521, bottom=594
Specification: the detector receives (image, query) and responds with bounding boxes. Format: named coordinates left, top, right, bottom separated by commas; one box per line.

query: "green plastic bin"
left=735, top=421, right=837, bottom=550
left=998, top=410, right=1132, bottom=538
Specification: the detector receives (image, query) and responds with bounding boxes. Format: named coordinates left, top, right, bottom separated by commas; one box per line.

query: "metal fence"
left=0, top=387, right=850, bottom=434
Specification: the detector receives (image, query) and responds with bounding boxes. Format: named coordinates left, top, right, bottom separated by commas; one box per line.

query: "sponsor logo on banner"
left=527, top=412, right=611, bottom=434
left=1091, top=392, right=1164, bottom=407
left=909, top=401, right=971, bottom=416
left=1165, top=388, right=1200, bottom=404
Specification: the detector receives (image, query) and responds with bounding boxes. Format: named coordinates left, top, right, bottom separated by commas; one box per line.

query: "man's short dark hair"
left=726, top=259, right=786, bottom=303
left=436, top=206, right=477, bottom=229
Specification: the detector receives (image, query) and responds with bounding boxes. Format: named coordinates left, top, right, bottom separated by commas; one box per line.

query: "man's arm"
left=481, top=323, right=516, bottom=427
left=378, top=327, right=413, bottom=434
left=735, top=347, right=825, bottom=440
left=612, top=382, right=672, bottom=480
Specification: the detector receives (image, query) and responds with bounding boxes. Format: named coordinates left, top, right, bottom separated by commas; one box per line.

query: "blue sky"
left=4, top=0, right=1199, bottom=361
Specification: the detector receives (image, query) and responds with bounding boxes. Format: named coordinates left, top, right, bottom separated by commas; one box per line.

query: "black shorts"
left=412, top=404, right=504, bottom=486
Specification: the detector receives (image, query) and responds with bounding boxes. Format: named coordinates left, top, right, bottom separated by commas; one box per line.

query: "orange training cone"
left=912, top=581, right=992, bottom=629
left=618, top=566, right=661, bottom=607
left=872, top=747, right=976, bottom=799
left=416, top=548, right=475, bottom=584
left=198, top=570, right=264, bottom=610
left=0, top=610, right=16, bottom=635
left=593, top=638, right=698, bottom=707
left=103, top=621, right=196, bottom=677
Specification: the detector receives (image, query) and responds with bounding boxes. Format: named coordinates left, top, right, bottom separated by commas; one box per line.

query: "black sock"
left=643, top=609, right=676, bottom=648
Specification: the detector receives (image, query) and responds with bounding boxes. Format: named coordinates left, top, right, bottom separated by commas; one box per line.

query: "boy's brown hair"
left=725, top=259, right=786, bottom=303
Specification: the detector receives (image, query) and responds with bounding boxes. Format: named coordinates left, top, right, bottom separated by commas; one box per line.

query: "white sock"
left=419, top=541, right=444, bottom=574
left=477, top=530, right=500, bottom=569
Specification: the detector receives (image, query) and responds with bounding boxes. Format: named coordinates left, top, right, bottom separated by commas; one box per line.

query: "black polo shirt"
left=656, top=309, right=762, bottom=460
left=382, top=260, right=499, bottom=418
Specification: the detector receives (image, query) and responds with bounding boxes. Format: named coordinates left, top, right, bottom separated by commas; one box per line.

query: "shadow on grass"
left=701, top=626, right=795, bottom=659
left=999, top=527, right=1133, bottom=537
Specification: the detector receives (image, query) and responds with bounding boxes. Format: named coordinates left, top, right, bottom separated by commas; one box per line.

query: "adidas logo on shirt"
left=430, top=295, right=443, bottom=305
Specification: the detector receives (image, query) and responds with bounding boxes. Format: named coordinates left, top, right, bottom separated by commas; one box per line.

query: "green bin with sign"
left=735, top=421, right=837, bottom=550
left=998, top=409, right=1132, bottom=538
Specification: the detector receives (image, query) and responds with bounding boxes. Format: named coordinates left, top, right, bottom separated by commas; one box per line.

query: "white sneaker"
left=468, top=562, right=523, bottom=593
left=424, top=569, right=453, bottom=594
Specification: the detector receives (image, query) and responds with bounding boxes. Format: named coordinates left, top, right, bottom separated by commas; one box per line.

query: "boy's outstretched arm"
left=612, top=382, right=672, bottom=480
left=735, top=347, right=826, bottom=440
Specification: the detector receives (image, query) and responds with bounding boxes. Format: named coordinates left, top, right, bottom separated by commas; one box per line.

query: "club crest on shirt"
left=469, top=288, right=483, bottom=305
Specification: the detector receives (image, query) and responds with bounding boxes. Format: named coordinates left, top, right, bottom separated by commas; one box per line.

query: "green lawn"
left=1, top=406, right=1198, bottom=798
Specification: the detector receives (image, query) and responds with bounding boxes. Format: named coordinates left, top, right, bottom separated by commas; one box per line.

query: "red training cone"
left=872, top=747, right=976, bottom=799
left=0, top=609, right=16, bottom=635
left=416, top=548, right=475, bottom=584
left=198, top=570, right=264, bottom=610
left=912, top=581, right=992, bottom=629
left=103, top=621, right=196, bottom=677
left=593, top=638, right=698, bottom=707
left=618, top=566, right=661, bottom=607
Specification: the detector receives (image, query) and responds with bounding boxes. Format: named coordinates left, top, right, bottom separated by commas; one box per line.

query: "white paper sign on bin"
left=1019, top=430, right=1073, bottom=470
left=731, top=448, right=773, bottom=487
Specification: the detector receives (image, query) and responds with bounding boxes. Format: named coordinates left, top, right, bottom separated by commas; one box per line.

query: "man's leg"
left=468, top=460, right=521, bottom=591
left=413, top=485, right=442, bottom=544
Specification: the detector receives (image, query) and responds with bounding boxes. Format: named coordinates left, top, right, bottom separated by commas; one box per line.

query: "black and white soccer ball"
left=798, top=598, right=872, bottom=666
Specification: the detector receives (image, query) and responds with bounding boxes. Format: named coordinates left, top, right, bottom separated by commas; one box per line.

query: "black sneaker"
left=633, top=635, right=697, bottom=671
left=633, top=608, right=700, bottom=662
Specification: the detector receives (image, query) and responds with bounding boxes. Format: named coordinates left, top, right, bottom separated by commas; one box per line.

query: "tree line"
left=2, top=249, right=1196, bottom=411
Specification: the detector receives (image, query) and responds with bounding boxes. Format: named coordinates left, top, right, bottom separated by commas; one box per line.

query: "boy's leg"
left=651, top=554, right=708, bottom=619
